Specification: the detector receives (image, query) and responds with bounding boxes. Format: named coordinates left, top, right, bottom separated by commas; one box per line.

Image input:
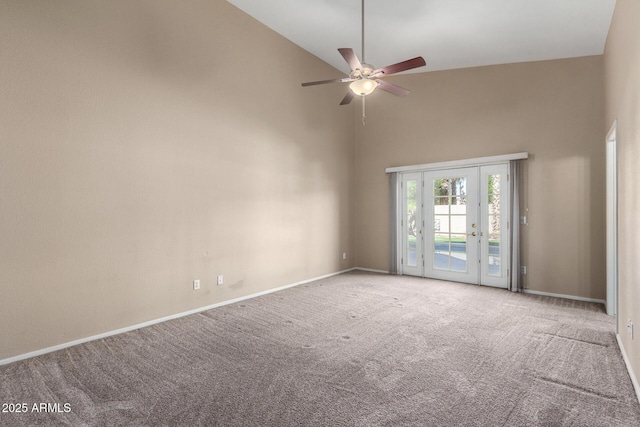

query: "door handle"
left=467, top=231, right=477, bottom=237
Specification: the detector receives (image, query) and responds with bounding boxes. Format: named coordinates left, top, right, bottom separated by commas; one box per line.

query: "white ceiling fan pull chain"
left=362, top=96, right=366, bottom=126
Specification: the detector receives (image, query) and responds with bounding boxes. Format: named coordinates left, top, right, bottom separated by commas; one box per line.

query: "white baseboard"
left=353, top=267, right=389, bottom=274
left=0, top=268, right=357, bottom=367
left=523, top=289, right=606, bottom=305
left=616, top=334, right=640, bottom=405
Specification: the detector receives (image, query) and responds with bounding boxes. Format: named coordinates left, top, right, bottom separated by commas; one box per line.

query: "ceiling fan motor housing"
left=350, top=64, right=376, bottom=79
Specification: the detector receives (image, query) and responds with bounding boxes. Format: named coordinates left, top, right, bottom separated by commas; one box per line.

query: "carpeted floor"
left=1, top=271, right=639, bottom=426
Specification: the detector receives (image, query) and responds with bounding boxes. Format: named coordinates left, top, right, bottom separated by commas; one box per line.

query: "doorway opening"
left=400, top=165, right=510, bottom=288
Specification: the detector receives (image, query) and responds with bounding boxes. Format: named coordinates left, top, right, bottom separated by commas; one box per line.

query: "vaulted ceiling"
left=227, top=0, right=616, bottom=75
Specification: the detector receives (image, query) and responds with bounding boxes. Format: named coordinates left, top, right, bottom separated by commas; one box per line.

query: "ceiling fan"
left=301, top=0, right=427, bottom=118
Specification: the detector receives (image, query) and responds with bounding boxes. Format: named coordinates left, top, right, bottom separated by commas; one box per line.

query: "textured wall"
left=354, top=56, right=606, bottom=300
left=604, top=0, right=640, bottom=395
left=0, top=0, right=355, bottom=360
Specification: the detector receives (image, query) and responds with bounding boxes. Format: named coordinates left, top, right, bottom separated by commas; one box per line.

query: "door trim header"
left=385, top=152, right=528, bottom=174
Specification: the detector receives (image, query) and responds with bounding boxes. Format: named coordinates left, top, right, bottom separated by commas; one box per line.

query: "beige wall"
left=354, top=56, right=606, bottom=300
left=0, top=0, right=355, bottom=360
left=605, top=0, right=640, bottom=392
left=0, top=0, right=615, bottom=363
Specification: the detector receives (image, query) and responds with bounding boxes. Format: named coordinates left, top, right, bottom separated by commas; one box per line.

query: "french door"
left=400, top=164, right=510, bottom=288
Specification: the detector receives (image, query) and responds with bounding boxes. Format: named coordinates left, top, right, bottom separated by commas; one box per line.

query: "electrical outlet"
left=193, top=279, right=200, bottom=290
left=521, top=266, right=527, bottom=275
left=343, top=252, right=347, bottom=260
left=628, top=320, right=634, bottom=339
left=217, top=275, right=223, bottom=286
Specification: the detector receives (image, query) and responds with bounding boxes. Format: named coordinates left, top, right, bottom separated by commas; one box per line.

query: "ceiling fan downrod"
left=360, top=0, right=368, bottom=125
left=361, top=0, right=366, bottom=64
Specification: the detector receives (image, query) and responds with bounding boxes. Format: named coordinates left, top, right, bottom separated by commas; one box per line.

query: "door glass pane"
left=450, top=198, right=467, bottom=214
left=434, top=238, right=450, bottom=270
left=450, top=215, right=466, bottom=234
left=450, top=233, right=468, bottom=272
left=434, top=178, right=451, bottom=196
left=487, top=174, right=501, bottom=277
left=433, top=177, right=467, bottom=273
left=406, top=180, right=418, bottom=267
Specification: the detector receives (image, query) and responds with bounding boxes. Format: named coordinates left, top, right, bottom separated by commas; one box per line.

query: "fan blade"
left=373, top=57, right=426, bottom=76
left=338, top=48, right=363, bottom=72
left=377, top=80, right=410, bottom=97
left=340, top=91, right=355, bottom=105
left=302, top=78, right=350, bottom=87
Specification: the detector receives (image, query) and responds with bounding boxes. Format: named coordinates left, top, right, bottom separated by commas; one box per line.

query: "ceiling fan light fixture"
left=349, top=78, right=377, bottom=96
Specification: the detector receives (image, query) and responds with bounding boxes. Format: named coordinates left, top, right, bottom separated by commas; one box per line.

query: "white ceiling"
left=226, top=0, right=616, bottom=75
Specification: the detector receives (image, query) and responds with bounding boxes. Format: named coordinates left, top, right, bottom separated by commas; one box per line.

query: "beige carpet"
left=1, top=271, right=639, bottom=426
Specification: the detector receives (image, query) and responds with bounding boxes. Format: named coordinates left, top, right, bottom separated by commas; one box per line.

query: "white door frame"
left=606, top=121, right=618, bottom=318
left=398, top=163, right=510, bottom=288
